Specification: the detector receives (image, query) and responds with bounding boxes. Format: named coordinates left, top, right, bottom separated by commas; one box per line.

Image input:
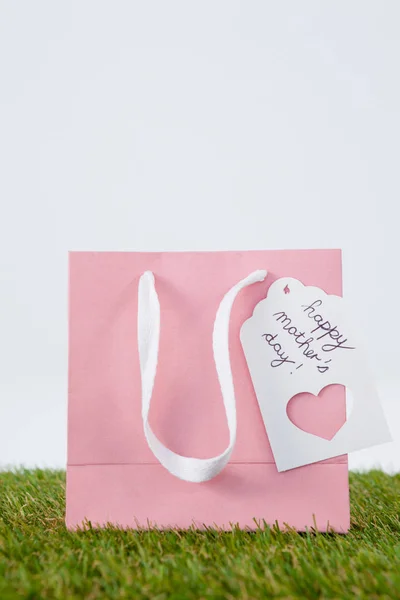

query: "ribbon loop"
left=137, top=270, right=267, bottom=483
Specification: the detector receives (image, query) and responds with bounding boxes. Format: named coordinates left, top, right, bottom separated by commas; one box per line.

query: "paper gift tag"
left=240, top=277, right=391, bottom=472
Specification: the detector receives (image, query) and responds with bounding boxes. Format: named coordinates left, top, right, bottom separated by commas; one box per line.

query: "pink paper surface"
left=67, top=249, right=349, bottom=531
left=66, top=463, right=350, bottom=532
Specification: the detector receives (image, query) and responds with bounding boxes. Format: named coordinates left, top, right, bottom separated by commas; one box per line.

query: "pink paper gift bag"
left=66, top=250, right=350, bottom=531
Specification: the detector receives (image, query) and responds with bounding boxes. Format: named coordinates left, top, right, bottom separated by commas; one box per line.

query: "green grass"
left=0, top=471, right=399, bottom=599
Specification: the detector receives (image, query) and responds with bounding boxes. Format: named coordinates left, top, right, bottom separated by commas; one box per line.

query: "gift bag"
left=66, top=250, right=350, bottom=531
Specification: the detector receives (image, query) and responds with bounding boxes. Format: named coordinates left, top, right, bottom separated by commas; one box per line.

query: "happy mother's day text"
left=261, top=299, right=355, bottom=374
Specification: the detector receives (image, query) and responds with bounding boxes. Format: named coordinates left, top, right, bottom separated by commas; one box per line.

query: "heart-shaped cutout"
left=286, top=384, right=348, bottom=441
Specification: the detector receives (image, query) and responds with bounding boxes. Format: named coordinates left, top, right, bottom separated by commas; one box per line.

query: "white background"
left=0, top=1, right=399, bottom=472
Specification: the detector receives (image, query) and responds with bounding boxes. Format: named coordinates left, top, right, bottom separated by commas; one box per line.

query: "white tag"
left=240, top=277, right=391, bottom=471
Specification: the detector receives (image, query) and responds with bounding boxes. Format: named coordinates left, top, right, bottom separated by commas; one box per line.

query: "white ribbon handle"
left=137, top=269, right=267, bottom=483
